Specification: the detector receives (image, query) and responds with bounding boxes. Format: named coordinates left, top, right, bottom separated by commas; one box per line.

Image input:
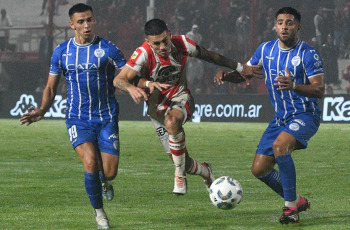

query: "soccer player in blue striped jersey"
left=19, top=3, right=126, bottom=229
left=215, top=7, right=325, bottom=224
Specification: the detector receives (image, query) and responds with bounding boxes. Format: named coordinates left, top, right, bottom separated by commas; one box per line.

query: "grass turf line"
left=0, top=119, right=349, bottom=229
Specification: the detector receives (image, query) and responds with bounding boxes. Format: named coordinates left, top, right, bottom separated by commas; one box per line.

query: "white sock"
left=186, top=158, right=210, bottom=179
left=285, top=199, right=298, bottom=208
left=95, top=208, right=106, bottom=217
left=169, top=132, right=186, bottom=178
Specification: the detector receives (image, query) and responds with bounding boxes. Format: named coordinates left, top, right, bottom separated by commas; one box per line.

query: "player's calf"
left=201, top=162, right=215, bottom=192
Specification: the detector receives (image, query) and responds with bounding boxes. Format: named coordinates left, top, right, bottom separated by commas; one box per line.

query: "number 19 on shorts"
left=68, top=125, right=77, bottom=142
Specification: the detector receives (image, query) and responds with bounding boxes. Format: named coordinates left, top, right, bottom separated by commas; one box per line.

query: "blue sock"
left=275, top=154, right=297, bottom=202
left=258, top=168, right=284, bottom=197
left=84, top=171, right=103, bottom=209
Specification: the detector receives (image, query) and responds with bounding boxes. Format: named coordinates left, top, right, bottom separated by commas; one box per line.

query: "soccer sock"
left=84, top=171, right=103, bottom=209
left=186, top=158, right=210, bottom=179
left=275, top=154, right=297, bottom=205
left=257, top=168, right=284, bottom=197
left=99, top=171, right=106, bottom=182
left=95, top=208, right=106, bottom=217
left=169, top=132, right=186, bottom=178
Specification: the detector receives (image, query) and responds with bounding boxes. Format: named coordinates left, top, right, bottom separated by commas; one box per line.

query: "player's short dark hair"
left=144, top=19, right=168, bottom=36
left=275, top=7, right=301, bottom=22
left=69, top=3, right=93, bottom=18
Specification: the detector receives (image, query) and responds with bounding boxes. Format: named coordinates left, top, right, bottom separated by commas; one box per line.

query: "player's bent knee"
left=103, top=170, right=118, bottom=180
left=272, top=141, right=286, bottom=156
left=82, top=158, right=99, bottom=173
left=250, top=164, right=272, bottom=178
left=250, top=165, right=262, bottom=177
left=164, top=115, right=180, bottom=129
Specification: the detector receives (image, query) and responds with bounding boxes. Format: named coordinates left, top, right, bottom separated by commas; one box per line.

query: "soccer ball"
left=209, top=176, right=243, bottom=210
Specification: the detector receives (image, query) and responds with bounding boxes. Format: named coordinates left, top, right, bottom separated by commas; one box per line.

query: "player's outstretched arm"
left=196, top=45, right=263, bottom=80
left=19, top=74, right=60, bottom=126
left=114, top=66, right=149, bottom=104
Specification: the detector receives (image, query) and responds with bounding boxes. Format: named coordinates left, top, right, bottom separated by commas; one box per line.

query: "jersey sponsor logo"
left=269, top=69, right=296, bottom=78
left=323, top=96, right=350, bottom=121
left=94, top=48, right=105, bottom=58
left=291, top=56, right=301, bottom=66
left=131, top=51, right=139, bottom=60
left=265, top=56, right=275, bottom=60
left=66, top=63, right=99, bottom=72
left=289, top=123, right=300, bottom=131
left=153, top=65, right=181, bottom=83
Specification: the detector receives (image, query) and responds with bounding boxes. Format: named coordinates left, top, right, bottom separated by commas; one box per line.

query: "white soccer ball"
left=209, top=176, right=243, bottom=210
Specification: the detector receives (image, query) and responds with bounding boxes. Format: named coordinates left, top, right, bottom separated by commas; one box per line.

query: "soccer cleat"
left=279, top=206, right=299, bottom=225
left=173, top=176, right=187, bottom=195
left=201, top=162, right=215, bottom=192
left=297, top=195, right=311, bottom=213
left=101, top=180, right=114, bottom=201
left=96, top=215, right=110, bottom=229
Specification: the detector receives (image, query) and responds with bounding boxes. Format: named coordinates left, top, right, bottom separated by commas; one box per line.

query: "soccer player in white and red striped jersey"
left=114, top=19, right=262, bottom=195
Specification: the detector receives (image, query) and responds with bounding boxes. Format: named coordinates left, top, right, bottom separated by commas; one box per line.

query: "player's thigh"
left=97, top=120, right=120, bottom=156
left=75, top=142, right=100, bottom=173
left=66, top=118, right=96, bottom=150
left=256, top=121, right=284, bottom=156
left=273, top=131, right=298, bottom=156
left=165, top=92, right=194, bottom=126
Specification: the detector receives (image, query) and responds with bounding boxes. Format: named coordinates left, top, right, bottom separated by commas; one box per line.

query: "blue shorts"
left=65, top=119, right=120, bottom=156
left=256, top=113, right=320, bottom=156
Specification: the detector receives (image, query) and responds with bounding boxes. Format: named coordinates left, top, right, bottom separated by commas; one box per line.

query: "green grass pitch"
left=0, top=119, right=349, bottom=229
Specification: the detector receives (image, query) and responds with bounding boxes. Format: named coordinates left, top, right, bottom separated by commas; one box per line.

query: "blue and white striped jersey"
left=248, top=39, right=324, bottom=120
left=50, top=36, right=126, bottom=121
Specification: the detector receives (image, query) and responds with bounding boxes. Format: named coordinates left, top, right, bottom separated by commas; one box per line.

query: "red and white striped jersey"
left=126, top=35, right=198, bottom=120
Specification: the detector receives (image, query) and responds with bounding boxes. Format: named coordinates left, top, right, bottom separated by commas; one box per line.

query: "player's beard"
left=278, top=31, right=298, bottom=48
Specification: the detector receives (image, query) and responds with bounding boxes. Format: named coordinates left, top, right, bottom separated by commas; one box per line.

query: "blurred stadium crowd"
left=1, top=0, right=350, bottom=95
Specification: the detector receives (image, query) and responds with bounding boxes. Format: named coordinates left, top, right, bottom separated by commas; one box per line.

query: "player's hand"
left=127, top=86, right=148, bottom=104
left=214, top=70, right=226, bottom=85
left=274, top=67, right=293, bottom=90
left=19, top=107, right=45, bottom=126
left=148, top=82, right=171, bottom=94
left=241, top=64, right=264, bottom=80
left=214, top=70, right=245, bottom=84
